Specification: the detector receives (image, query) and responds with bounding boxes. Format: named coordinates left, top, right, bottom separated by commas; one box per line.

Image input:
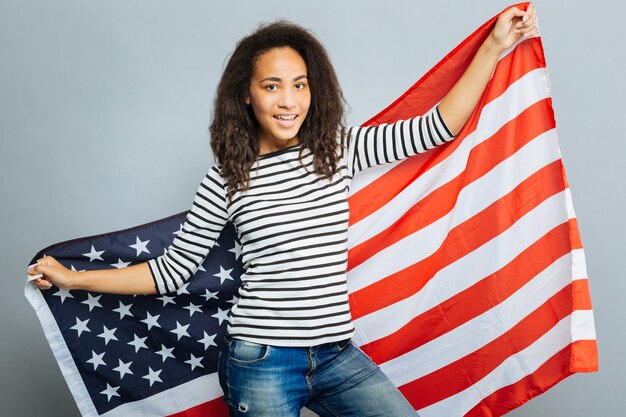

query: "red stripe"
left=348, top=98, right=556, bottom=270
left=570, top=339, right=599, bottom=373
left=362, top=220, right=573, bottom=365
left=568, top=217, right=583, bottom=249
left=399, top=283, right=575, bottom=410
left=350, top=157, right=565, bottom=320
left=463, top=342, right=584, bottom=417
left=572, top=279, right=592, bottom=310
left=166, top=396, right=229, bottom=417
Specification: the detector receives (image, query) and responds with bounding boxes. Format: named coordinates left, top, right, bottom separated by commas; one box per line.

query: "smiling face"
left=246, top=47, right=311, bottom=155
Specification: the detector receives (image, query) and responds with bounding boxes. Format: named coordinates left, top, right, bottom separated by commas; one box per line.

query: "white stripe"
left=24, top=279, right=99, bottom=417
left=572, top=248, right=587, bottom=280
left=348, top=129, right=563, bottom=294
left=354, top=190, right=570, bottom=344
left=565, top=187, right=574, bottom=218
left=380, top=250, right=572, bottom=386
left=348, top=68, right=551, bottom=249
left=101, top=372, right=222, bottom=417
left=572, top=309, right=596, bottom=341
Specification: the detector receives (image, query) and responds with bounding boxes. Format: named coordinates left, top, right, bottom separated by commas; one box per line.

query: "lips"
left=273, top=114, right=298, bottom=127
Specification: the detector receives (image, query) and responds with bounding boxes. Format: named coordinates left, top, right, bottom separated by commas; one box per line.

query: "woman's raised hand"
left=490, top=3, right=538, bottom=53
left=28, top=256, right=78, bottom=291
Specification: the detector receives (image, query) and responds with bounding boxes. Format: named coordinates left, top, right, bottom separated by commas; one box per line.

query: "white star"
left=229, top=241, right=243, bottom=259
left=53, top=288, right=74, bottom=303
left=127, top=334, right=148, bottom=353
left=70, top=318, right=90, bottom=337
left=170, top=321, right=190, bottom=340
left=198, top=332, right=216, bottom=350
left=157, top=295, right=176, bottom=306
left=227, top=295, right=240, bottom=305
left=184, top=302, right=203, bottom=317
left=113, top=301, right=133, bottom=319
left=197, top=264, right=206, bottom=272
left=154, top=344, right=175, bottom=362
left=97, top=325, right=118, bottom=345
left=111, top=258, right=131, bottom=269
left=172, top=223, right=184, bottom=236
left=81, top=293, right=102, bottom=311
left=143, top=367, right=162, bottom=387
left=201, top=289, right=219, bottom=302
left=83, top=245, right=105, bottom=262
left=213, top=266, right=234, bottom=284
left=129, top=236, right=151, bottom=256
left=176, top=282, right=191, bottom=295
left=212, top=307, right=230, bottom=325
left=70, top=265, right=86, bottom=272
left=184, top=354, right=204, bottom=371
left=86, top=350, right=106, bottom=370
left=112, top=359, right=133, bottom=379
left=140, top=312, right=161, bottom=330
left=100, top=383, right=120, bottom=402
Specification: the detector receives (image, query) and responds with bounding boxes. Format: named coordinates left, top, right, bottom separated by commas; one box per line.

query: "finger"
left=36, top=256, right=53, bottom=265
left=521, top=22, right=537, bottom=35
left=34, top=278, right=52, bottom=290
left=29, top=262, right=52, bottom=277
left=524, top=28, right=538, bottom=37
left=27, top=263, right=40, bottom=275
left=523, top=3, right=535, bottom=22
left=502, top=6, right=525, bottom=21
left=522, top=13, right=536, bottom=28
left=521, top=19, right=537, bottom=34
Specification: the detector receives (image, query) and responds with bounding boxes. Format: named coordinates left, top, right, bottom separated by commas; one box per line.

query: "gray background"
left=1, top=0, right=623, bottom=415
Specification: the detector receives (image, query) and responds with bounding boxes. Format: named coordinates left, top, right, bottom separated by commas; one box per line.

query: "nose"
left=277, top=89, right=296, bottom=109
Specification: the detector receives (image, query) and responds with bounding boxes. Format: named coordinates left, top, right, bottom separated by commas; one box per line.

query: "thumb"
left=28, top=262, right=52, bottom=276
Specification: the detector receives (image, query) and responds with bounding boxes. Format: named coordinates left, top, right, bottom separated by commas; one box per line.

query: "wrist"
left=484, top=33, right=506, bottom=57
left=67, top=270, right=82, bottom=291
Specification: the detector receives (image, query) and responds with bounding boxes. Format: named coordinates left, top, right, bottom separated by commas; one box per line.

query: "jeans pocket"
left=335, top=337, right=352, bottom=352
left=228, top=338, right=271, bottom=365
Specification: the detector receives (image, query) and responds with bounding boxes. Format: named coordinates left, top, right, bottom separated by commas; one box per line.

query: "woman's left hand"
left=490, top=3, right=538, bottom=53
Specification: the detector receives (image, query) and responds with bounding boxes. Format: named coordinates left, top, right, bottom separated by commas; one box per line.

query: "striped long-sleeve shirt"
left=147, top=105, right=455, bottom=346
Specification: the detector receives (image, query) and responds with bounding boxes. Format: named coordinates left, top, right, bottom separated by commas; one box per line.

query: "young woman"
left=29, top=4, right=537, bottom=416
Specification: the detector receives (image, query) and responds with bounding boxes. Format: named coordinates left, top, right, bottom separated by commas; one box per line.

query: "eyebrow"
left=259, top=75, right=308, bottom=83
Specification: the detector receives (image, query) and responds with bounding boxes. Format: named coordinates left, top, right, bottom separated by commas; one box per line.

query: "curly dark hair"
left=209, top=20, right=347, bottom=201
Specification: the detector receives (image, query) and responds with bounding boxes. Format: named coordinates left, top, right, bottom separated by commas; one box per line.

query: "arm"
left=346, top=105, right=455, bottom=176
left=29, top=166, right=229, bottom=295
left=29, top=260, right=157, bottom=295
left=438, top=3, right=537, bottom=135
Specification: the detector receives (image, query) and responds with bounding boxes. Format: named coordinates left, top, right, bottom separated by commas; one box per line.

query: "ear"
left=245, top=96, right=250, bottom=105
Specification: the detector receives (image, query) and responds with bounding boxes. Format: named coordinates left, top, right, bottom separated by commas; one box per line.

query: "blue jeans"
left=218, top=334, right=417, bottom=416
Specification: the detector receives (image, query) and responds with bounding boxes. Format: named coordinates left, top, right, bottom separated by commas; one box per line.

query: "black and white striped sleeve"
left=147, top=166, right=229, bottom=294
left=346, top=105, right=456, bottom=176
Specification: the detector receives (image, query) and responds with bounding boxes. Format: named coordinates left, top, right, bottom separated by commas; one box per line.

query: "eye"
left=295, top=82, right=307, bottom=90
left=264, top=84, right=278, bottom=91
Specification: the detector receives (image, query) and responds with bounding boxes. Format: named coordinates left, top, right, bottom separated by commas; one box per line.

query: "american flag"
left=26, top=4, right=597, bottom=417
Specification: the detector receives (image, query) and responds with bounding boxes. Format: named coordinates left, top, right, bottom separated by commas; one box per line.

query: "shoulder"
left=207, top=165, right=226, bottom=183
left=200, top=165, right=228, bottom=199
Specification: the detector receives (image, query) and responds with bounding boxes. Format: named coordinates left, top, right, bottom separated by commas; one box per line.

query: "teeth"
left=275, top=115, right=296, bottom=120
